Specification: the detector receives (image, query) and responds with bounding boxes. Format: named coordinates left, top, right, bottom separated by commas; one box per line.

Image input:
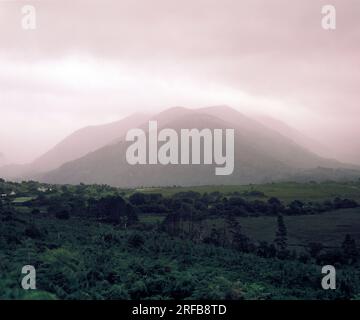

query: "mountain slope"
left=252, top=114, right=333, bottom=160
left=200, top=106, right=344, bottom=169
left=0, top=152, right=6, bottom=167
left=39, top=106, right=355, bottom=187
left=0, top=113, right=150, bottom=179
left=30, top=113, right=150, bottom=172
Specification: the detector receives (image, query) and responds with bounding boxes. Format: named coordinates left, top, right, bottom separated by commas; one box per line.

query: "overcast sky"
left=0, top=0, right=359, bottom=164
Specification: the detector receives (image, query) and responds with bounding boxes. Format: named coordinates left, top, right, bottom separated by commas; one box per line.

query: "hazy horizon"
left=1, top=0, right=359, bottom=165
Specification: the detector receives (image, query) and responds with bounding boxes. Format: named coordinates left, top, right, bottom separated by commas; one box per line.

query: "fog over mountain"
left=0, top=153, right=6, bottom=167
left=1, top=0, right=359, bottom=166
left=27, top=106, right=358, bottom=187
left=0, top=106, right=357, bottom=187
left=31, top=113, right=150, bottom=173
left=252, top=115, right=334, bottom=160
left=0, top=113, right=150, bottom=178
left=1, top=105, right=359, bottom=186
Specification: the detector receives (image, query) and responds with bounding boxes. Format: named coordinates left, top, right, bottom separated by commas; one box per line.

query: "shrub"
left=127, top=233, right=145, bottom=249
left=24, top=224, right=43, bottom=239
left=55, top=210, right=70, bottom=220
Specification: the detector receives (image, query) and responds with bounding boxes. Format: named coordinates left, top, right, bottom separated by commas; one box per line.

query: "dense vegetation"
left=0, top=179, right=359, bottom=300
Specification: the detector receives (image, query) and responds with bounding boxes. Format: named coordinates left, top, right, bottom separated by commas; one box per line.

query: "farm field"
left=237, top=208, right=360, bottom=247
left=139, top=208, right=360, bottom=248
left=135, top=181, right=360, bottom=203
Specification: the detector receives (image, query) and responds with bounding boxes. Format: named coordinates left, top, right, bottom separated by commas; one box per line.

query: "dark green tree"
left=225, top=214, right=251, bottom=252
left=307, top=242, right=324, bottom=260
left=342, top=234, right=358, bottom=264
left=129, top=193, right=146, bottom=206
left=125, top=203, right=139, bottom=227
left=267, top=197, right=284, bottom=215
left=274, top=215, right=288, bottom=252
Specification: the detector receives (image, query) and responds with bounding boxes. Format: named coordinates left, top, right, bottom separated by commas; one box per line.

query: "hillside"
left=253, top=115, right=333, bottom=160
left=0, top=113, right=150, bottom=179
left=39, top=106, right=356, bottom=187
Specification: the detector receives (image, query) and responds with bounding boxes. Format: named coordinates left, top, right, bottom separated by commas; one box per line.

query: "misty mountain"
left=252, top=115, right=333, bottom=160
left=38, top=106, right=358, bottom=187
left=31, top=112, right=150, bottom=172
left=0, top=152, right=6, bottom=167
left=0, top=113, right=150, bottom=179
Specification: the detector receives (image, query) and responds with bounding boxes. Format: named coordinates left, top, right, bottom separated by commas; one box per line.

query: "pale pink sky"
left=0, top=0, right=359, bottom=164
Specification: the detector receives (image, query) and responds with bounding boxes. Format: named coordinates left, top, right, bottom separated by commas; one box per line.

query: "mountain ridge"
left=38, top=106, right=360, bottom=187
left=2, top=105, right=359, bottom=185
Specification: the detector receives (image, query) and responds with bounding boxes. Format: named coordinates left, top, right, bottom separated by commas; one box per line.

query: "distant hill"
left=0, top=113, right=150, bottom=179
left=38, top=106, right=359, bottom=187
left=31, top=112, right=150, bottom=172
left=252, top=115, right=333, bottom=160
left=0, top=152, right=6, bottom=167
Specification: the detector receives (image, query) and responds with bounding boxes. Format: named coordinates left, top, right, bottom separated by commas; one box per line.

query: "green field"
left=12, top=197, right=36, bottom=204
left=237, top=208, right=360, bottom=247
left=139, top=208, right=360, bottom=249
left=138, top=214, right=164, bottom=224
left=137, top=181, right=360, bottom=250
left=135, top=181, right=360, bottom=203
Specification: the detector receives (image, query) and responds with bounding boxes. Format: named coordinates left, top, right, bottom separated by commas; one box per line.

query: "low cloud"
left=0, top=0, right=359, bottom=163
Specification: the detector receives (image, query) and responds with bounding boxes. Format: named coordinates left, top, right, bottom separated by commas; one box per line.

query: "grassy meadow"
left=135, top=181, right=360, bottom=202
